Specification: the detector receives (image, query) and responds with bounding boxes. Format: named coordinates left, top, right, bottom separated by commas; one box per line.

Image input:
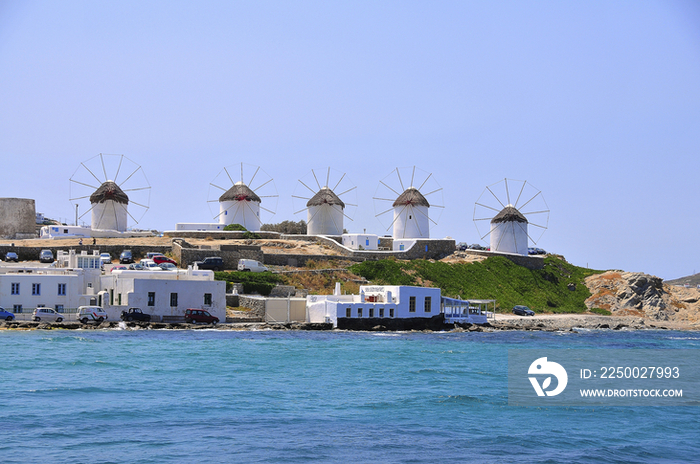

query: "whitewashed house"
left=341, top=234, right=379, bottom=251
left=306, top=284, right=488, bottom=327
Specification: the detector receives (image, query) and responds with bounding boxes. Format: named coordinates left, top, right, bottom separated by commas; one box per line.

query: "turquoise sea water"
left=1, top=328, right=699, bottom=464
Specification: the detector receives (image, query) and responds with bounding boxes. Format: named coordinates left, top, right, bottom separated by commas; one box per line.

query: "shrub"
left=224, top=223, right=247, bottom=231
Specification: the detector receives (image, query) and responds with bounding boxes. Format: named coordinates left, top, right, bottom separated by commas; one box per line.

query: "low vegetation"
left=214, top=271, right=283, bottom=296
left=349, top=255, right=603, bottom=313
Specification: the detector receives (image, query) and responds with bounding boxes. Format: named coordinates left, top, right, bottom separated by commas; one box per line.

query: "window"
left=57, top=283, right=66, bottom=296
left=204, top=293, right=212, bottom=306
left=11, top=283, right=19, bottom=295
left=390, top=308, right=394, bottom=318
left=357, top=308, right=363, bottom=317
left=346, top=307, right=351, bottom=318
left=13, top=305, right=22, bottom=313
left=409, top=296, right=416, bottom=312
left=55, top=305, right=64, bottom=312
left=369, top=308, right=374, bottom=318
left=424, top=296, right=431, bottom=312
left=170, top=293, right=178, bottom=307
left=148, top=292, right=155, bottom=306
left=32, top=283, right=41, bottom=296
left=379, top=307, right=384, bottom=318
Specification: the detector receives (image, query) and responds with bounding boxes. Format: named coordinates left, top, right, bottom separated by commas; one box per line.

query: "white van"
left=78, top=306, right=108, bottom=324
left=237, top=259, right=269, bottom=272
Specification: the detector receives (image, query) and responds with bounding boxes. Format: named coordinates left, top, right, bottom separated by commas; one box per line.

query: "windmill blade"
left=412, top=205, right=438, bottom=226
left=344, top=202, right=358, bottom=207
left=518, top=191, right=542, bottom=211
left=336, top=186, right=357, bottom=197
left=292, top=195, right=312, bottom=200
left=129, top=200, right=149, bottom=210
left=223, top=166, right=235, bottom=186
left=78, top=203, right=97, bottom=220
left=423, top=187, right=443, bottom=197
left=258, top=194, right=279, bottom=199
left=373, top=197, right=396, bottom=202
left=114, top=155, right=124, bottom=184
left=505, top=178, right=511, bottom=206
left=253, top=177, right=273, bottom=191
left=332, top=172, right=346, bottom=191
left=514, top=180, right=527, bottom=209
left=396, top=168, right=405, bottom=192
left=522, top=209, right=550, bottom=216
left=486, top=185, right=507, bottom=209
left=298, top=179, right=317, bottom=195
left=529, top=222, right=548, bottom=230
left=294, top=207, right=309, bottom=215
left=123, top=203, right=140, bottom=225
left=80, top=162, right=103, bottom=185
left=417, top=172, right=433, bottom=191
left=410, top=166, right=416, bottom=187
left=210, top=182, right=228, bottom=192
left=379, top=180, right=401, bottom=197
left=248, top=165, right=260, bottom=187
left=119, top=165, right=142, bottom=186
left=122, top=186, right=151, bottom=193
left=69, top=194, right=93, bottom=202
left=259, top=205, right=276, bottom=215
left=325, top=167, right=330, bottom=188
left=375, top=206, right=394, bottom=218
left=100, top=153, right=108, bottom=182
left=475, top=202, right=501, bottom=213
left=311, top=169, right=321, bottom=190
left=69, top=178, right=100, bottom=190
left=386, top=204, right=408, bottom=232
left=474, top=217, right=494, bottom=222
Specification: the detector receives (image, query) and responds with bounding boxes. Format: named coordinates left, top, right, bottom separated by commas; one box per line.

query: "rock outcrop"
left=585, top=271, right=700, bottom=323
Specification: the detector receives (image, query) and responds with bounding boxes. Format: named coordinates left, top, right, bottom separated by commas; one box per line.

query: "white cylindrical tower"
left=490, top=205, right=529, bottom=255
left=392, top=187, right=430, bottom=239
left=307, top=187, right=345, bottom=235
left=90, top=181, right=129, bottom=231
left=218, top=181, right=261, bottom=230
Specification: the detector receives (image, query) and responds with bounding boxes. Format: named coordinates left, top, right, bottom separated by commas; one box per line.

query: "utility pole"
left=75, top=204, right=78, bottom=226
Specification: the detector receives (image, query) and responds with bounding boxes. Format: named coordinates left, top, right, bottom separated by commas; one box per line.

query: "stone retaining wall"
left=172, top=239, right=263, bottom=270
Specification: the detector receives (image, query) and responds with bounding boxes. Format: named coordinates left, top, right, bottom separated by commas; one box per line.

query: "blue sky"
left=1, top=1, right=699, bottom=280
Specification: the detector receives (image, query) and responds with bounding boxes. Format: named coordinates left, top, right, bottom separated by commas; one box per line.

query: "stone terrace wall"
left=172, top=239, right=263, bottom=270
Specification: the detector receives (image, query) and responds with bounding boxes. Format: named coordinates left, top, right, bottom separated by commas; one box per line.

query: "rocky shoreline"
left=2, top=314, right=698, bottom=332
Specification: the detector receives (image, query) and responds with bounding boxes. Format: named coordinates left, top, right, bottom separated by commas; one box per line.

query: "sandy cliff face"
left=585, top=271, right=700, bottom=323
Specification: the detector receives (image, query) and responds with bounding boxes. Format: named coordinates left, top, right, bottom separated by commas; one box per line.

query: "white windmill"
left=292, top=167, right=357, bottom=236
left=373, top=166, right=444, bottom=240
left=207, top=163, right=278, bottom=231
left=69, top=153, right=151, bottom=232
left=473, top=178, right=550, bottom=255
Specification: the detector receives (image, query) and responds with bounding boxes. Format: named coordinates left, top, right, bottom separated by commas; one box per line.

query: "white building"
left=306, top=284, right=488, bottom=327
left=392, top=187, right=430, bottom=241
left=218, top=181, right=261, bottom=231
left=489, top=206, right=529, bottom=255
left=307, top=187, right=345, bottom=236
left=341, top=233, right=379, bottom=251
left=0, top=250, right=225, bottom=321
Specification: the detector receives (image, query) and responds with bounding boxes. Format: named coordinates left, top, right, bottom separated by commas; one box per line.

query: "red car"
left=152, top=255, right=177, bottom=266
left=185, top=309, right=219, bottom=325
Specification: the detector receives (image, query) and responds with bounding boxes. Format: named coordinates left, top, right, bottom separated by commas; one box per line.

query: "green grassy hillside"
left=350, top=256, right=603, bottom=314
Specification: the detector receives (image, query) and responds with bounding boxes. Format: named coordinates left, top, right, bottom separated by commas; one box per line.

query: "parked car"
left=0, top=307, right=14, bottom=321
left=193, top=257, right=224, bottom=271
left=120, top=307, right=151, bottom=322
left=139, top=259, right=162, bottom=271
left=152, top=255, right=176, bottom=265
left=119, top=250, right=134, bottom=264
left=99, top=253, right=112, bottom=266
left=158, top=263, right=177, bottom=271
left=5, top=252, right=18, bottom=262
left=128, top=263, right=144, bottom=270
left=39, top=249, right=54, bottom=263
left=528, top=247, right=547, bottom=255
left=78, top=306, right=108, bottom=324
left=110, top=265, right=128, bottom=273
left=456, top=242, right=468, bottom=251
left=185, top=309, right=219, bottom=325
left=237, top=259, right=268, bottom=272
left=33, top=307, right=64, bottom=322
left=146, top=252, right=164, bottom=259
left=512, top=305, right=535, bottom=316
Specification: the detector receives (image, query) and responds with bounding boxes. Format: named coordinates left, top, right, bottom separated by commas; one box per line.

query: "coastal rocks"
left=585, top=271, right=700, bottom=323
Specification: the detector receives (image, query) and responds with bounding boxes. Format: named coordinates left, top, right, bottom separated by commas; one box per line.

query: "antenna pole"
left=75, top=204, right=79, bottom=226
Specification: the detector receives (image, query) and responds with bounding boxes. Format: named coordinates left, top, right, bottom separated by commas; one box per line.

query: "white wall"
left=341, top=234, right=379, bottom=250
left=307, top=204, right=344, bottom=236
left=0, top=267, right=98, bottom=313
left=92, top=200, right=128, bottom=232
left=175, top=223, right=225, bottom=231
left=490, top=221, right=529, bottom=255
left=219, top=200, right=261, bottom=230
left=393, top=204, right=429, bottom=239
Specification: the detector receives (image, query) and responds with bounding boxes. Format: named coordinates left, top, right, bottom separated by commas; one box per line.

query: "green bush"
left=590, top=307, right=612, bottom=315
left=224, top=223, right=247, bottom=231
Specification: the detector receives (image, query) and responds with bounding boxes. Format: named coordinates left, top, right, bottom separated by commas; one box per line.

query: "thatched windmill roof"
left=219, top=182, right=261, bottom=203
left=306, top=187, right=345, bottom=208
left=491, top=205, right=527, bottom=224
left=90, top=181, right=129, bottom=205
left=393, top=187, right=430, bottom=208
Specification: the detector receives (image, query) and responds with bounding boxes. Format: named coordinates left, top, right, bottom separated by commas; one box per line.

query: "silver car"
left=33, top=307, right=64, bottom=322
